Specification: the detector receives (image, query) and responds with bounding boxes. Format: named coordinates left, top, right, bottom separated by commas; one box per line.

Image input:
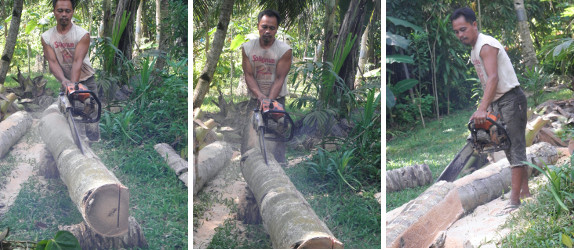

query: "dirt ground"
left=0, top=114, right=51, bottom=219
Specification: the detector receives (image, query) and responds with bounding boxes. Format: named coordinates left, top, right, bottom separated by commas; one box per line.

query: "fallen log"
left=525, top=115, right=551, bottom=146
left=194, top=141, right=232, bottom=196
left=0, top=111, right=32, bottom=158
left=154, top=143, right=188, bottom=187
left=40, top=104, right=129, bottom=237
left=386, top=142, right=558, bottom=248
left=59, top=216, right=147, bottom=249
left=386, top=164, right=432, bottom=193
left=241, top=148, right=343, bottom=249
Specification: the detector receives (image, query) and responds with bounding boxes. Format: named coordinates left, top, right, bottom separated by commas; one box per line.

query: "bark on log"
left=59, top=216, right=147, bottom=249
left=538, top=127, right=567, bottom=147
left=386, top=142, right=558, bottom=247
left=40, top=104, right=129, bottom=237
left=194, top=141, right=232, bottom=196
left=386, top=164, right=432, bottom=193
left=0, top=111, right=32, bottom=158
left=154, top=143, right=188, bottom=187
left=241, top=148, right=343, bottom=249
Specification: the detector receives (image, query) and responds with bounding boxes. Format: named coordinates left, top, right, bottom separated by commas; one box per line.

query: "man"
left=242, top=10, right=292, bottom=164
left=41, top=0, right=99, bottom=141
left=451, top=7, right=529, bottom=214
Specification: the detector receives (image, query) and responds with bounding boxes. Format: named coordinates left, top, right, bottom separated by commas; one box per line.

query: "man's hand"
left=470, top=109, right=488, bottom=125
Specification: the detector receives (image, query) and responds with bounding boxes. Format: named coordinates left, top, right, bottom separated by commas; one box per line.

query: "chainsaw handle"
left=68, top=89, right=102, bottom=123
left=468, top=117, right=498, bottom=131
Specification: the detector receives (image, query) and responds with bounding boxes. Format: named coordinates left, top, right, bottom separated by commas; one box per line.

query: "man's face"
left=452, top=16, right=478, bottom=46
left=54, top=0, right=74, bottom=28
left=258, top=15, right=278, bottom=44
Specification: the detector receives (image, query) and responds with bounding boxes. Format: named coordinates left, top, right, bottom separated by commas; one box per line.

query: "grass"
left=0, top=141, right=187, bottom=249
left=498, top=156, right=574, bottom=247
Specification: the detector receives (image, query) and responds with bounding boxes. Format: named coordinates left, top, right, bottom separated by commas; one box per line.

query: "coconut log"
left=39, top=104, right=129, bottom=237
left=59, top=216, right=147, bottom=249
left=154, top=143, right=188, bottom=187
left=386, top=142, right=558, bottom=248
left=525, top=116, right=551, bottom=146
left=194, top=141, right=232, bottom=195
left=0, top=111, right=32, bottom=158
left=386, top=164, right=432, bottom=193
left=241, top=148, right=343, bottom=249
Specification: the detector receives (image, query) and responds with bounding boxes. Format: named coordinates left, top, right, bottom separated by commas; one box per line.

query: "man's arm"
left=41, top=37, right=71, bottom=87
left=70, top=33, right=91, bottom=83
left=471, top=44, right=499, bottom=125
left=268, top=49, right=292, bottom=100
left=242, top=47, right=266, bottom=99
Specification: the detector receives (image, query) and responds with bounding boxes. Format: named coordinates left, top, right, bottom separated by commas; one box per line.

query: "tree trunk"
left=386, top=164, right=432, bottom=193
left=39, top=105, right=130, bottom=237
left=0, top=111, right=32, bottom=158
left=321, top=0, right=337, bottom=64
left=154, top=0, right=169, bottom=73
left=525, top=115, right=550, bottom=146
left=514, top=0, right=538, bottom=69
left=115, top=0, right=139, bottom=61
left=134, top=0, right=143, bottom=48
left=60, top=216, right=148, bottom=249
left=100, top=0, right=113, bottom=38
left=357, top=22, right=369, bottom=77
left=387, top=142, right=558, bottom=248
left=0, top=0, right=24, bottom=85
left=154, top=143, right=188, bottom=187
left=240, top=148, right=344, bottom=249
left=194, top=141, right=232, bottom=196
left=192, top=0, right=234, bottom=108
left=333, top=0, right=370, bottom=91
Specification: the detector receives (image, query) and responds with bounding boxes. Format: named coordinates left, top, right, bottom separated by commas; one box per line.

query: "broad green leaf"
left=562, top=233, right=573, bottom=248
left=386, top=32, right=410, bottom=49
left=563, top=6, right=574, bottom=17
left=36, top=231, right=81, bottom=250
left=386, top=16, right=424, bottom=33
left=25, top=19, right=38, bottom=34
left=229, top=34, right=246, bottom=51
left=394, top=79, right=418, bottom=94
left=553, top=39, right=573, bottom=57
left=386, top=54, right=413, bottom=64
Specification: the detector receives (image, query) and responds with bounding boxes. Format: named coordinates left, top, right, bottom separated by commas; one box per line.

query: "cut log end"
left=83, top=184, right=130, bottom=237
left=293, top=235, right=344, bottom=249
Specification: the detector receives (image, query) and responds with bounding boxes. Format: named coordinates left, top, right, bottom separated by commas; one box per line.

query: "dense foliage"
left=387, top=0, right=574, bottom=132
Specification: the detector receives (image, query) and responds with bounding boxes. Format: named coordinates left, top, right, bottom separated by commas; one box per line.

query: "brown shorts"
left=491, top=87, right=528, bottom=168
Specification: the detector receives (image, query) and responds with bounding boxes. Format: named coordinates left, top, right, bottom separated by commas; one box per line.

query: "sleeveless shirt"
left=242, top=38, right=291, bottom=98
left=42, top=24, right=95, bottom=82
left=471, top=33, right=520, bottom=101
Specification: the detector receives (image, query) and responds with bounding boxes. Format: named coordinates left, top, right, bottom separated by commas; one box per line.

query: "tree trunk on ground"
left=240, top=148, right=344, bottom=249
left=154, top=0, right=169, bottom=73
left=321, top=0, right=337, bottom=64
left=192, top=0, right=234, bottom=108
left=154, top=143, right=188, bottom=187
left=39, top=105, right=129, bottom=237
left=333, top=0, right=370, bottom=91
left=115, top=0, right=138, bottom=61
left=514, top=0, right=538, bottom=69
left=194, top=141, right=232, bottom=196
left=386, top=164, right=432, bottom=193
left=60, top=216, right=148, bottom=249
left=525, top=115, right=550, bottom=146
left=386, top=142, right=558, bottom=248
left=0, top=0, right=24, bottom=85
left=0, top=111, right=32, bottom=158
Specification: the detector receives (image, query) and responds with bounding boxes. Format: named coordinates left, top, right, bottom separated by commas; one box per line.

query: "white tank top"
left=242, top=38, right=291, bottom=98
left=42, top=24, right=95, bottom=82
left=471, top=33, right=520, bottom=101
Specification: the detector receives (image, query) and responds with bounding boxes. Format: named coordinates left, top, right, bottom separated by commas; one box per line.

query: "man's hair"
left=53, top=0, right=76, bottom=10
left=257, top=9, right=281, bottom=26
left=451, top=7, right=476, bottom=23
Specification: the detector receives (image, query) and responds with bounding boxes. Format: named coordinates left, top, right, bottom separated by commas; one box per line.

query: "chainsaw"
left=59, top=82, right=101, bottom=155
left=252, top=98, right=295, bottom=165
left=436, top=112, right=511, bottom=182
